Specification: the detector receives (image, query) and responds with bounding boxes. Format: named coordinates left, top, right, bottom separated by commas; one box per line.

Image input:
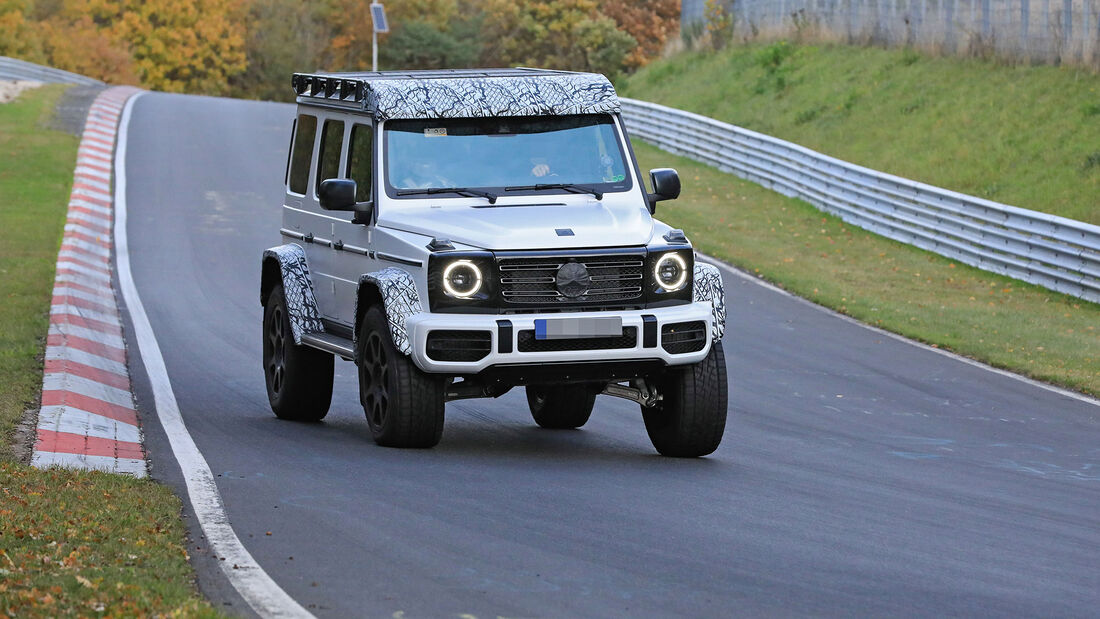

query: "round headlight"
left=655, top=253, right=688, bottom=291
left=442, top=260, right=483, bottom=298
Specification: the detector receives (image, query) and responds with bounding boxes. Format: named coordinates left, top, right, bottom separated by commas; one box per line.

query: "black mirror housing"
left=318, top=178, right=357, bottom=211
left=650, top=168, right=681, bottom=201
left=647, top=168, right=681, bottom=212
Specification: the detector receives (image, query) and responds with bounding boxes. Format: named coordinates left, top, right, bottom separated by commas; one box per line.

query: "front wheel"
left=526, top=385, right=597, bottom=429
left=357, top=305, right=445, bottom=448
left=642, top=341, right=728, bottom=457
left=263, top=284, right=333, bottom=421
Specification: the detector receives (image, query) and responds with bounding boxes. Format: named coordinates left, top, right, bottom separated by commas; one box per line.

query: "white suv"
left=261, top=68, right=727, bottom=456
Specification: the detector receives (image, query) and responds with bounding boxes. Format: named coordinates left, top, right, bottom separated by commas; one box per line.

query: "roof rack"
left=291, top=68, right=579, bottom=104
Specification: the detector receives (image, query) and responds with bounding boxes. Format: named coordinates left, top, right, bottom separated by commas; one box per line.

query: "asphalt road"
left=122, top=92, right=1100, bottom=617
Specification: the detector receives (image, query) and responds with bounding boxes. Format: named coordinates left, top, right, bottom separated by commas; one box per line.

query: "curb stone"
left=31, top=85, right=147, bottom=477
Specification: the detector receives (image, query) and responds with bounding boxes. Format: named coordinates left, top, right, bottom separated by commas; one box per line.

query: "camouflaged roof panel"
left=365, top=72, right=620, bottom=120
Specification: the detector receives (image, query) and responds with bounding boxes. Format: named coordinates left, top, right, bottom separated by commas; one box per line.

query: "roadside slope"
left=621, top=43, right=1100, bottom=225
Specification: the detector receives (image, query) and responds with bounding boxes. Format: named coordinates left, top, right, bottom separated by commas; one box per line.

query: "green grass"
left=0, top=87, right=217, bottom=616
left=0, top=463, right=220, bottom=617
left=633, top=140, right=1099, bottom=396
left=621, top=43, right=1100, bottom=224
left=0, top=85, right=77, bottom=459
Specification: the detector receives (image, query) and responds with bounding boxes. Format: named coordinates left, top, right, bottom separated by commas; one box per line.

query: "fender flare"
left=261, top=244, right=324, bottom=345
left=692, top=262, right=726, bottom=341
left=355, top=267, right=423, bottom=356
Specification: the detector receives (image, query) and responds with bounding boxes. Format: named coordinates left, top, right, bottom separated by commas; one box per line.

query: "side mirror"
left=318, top=178, right=357, bottom=211
left=647, top=168, right=681, bottom=212
left=319, top=178, right=374, bottom=224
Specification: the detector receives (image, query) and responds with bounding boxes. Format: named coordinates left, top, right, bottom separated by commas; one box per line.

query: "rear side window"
left=288, top=114, right=317, bottom=195
left=316, top=119, right=345, bottom=193
left=347, top=123, right=373, bottom=203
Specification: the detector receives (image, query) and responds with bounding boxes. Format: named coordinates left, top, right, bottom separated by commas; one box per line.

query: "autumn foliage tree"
left=1, top=0, right=246, bottom=94
left=598, top=0, right=681, bottom=68
left=480, top=0, right=636, bottom=77
left=0, top=0, right=679, bottom=98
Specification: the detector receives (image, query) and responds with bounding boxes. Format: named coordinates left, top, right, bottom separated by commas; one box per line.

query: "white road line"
left=701, top=254, right=1100, bottom=408
left=114, top=92, right=315, bottom=619
left=31, top=452, right=146, bottom=476
left=37, top=405, right=142, bottom=443
left=49, top=323, right=126, bottom=349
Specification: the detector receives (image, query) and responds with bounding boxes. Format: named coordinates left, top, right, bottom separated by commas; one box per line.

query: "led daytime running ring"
left=442, top=260, right=483, bottom=298
left=654, top=253, right=688, bottom=291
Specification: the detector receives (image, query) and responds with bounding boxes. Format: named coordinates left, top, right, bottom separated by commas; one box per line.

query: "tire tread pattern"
left=643, top=342, right=728, bottom=457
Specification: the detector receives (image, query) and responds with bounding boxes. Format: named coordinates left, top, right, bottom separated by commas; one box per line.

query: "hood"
left=376, top=197, right=655, bottom=250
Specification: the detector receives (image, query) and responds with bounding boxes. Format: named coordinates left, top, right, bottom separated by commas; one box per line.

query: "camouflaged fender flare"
left=355, top=267, right=423, bottom=356
left=261, top=244, right=324, bottom=345
left=693, top=262, right=726, bottom=341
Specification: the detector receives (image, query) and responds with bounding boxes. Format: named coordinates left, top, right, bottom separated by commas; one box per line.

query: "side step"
left=300, top=332, right=355, bottom=361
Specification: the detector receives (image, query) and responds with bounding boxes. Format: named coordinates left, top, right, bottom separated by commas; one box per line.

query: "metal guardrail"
left=0, top=56, right=102, bottom=85
left=620, top=97, right=1100, bottom=304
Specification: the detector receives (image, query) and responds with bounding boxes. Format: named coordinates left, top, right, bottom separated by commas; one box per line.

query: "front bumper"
left=406, top=302, right=715, bottom=374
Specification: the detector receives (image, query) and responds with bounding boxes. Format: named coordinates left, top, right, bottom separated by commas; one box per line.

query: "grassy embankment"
left=0, top=86, right=217, bottom=617
left=623, top=44, right=1098, bottom=396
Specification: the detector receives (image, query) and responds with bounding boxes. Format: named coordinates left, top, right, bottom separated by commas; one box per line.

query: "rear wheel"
left=358, top=305, right=445, bottom=447
left=526, top=385, right=597, bottom=429
left=642, top=341, right=728, bottom=457
left=263, top=284, right=333, bottom=421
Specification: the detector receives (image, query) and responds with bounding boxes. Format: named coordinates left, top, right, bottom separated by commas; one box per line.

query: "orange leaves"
left=598, top=0, right=680, bottom=68
left=1, top=0, right=246, bottom=94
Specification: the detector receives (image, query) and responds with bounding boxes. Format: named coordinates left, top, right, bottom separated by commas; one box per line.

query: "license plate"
left=534, top=317, right=623, bottom=340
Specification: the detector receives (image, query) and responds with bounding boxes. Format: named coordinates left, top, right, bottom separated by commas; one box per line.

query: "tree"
left=379, top=20, right=479, bottom=70
left=323, top=0, right=460, bottom=71
left=479, top=0, right=635, bottom=76
left=598, top=0, right=680, bottom=68
left=0, top=0, right=46, bottom=63
left=229, top=0, right=327, bottom=101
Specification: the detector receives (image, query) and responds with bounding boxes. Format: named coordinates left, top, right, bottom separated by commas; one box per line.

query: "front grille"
left=426, top=330, right=492, bottom=362
left=498, top=253, right=645, bottom=309
left=661, top=321, right=707, bottom=354
left=517, top=327, right=638, bottom=352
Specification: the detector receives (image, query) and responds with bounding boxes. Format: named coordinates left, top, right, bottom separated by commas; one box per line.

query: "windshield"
left=383, top=115, right=632, bottom=198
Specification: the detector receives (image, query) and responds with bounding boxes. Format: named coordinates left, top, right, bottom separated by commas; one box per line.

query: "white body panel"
left=276, top=102, right=713, bottom=373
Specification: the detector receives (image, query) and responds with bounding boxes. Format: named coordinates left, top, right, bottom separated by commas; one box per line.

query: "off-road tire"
left=358, top=305, right=445, bottom=448
left=526, top=385, right=597, bottom=429
left=642, top=341, right=728, bottom=457
left=263, top=284, right=333, bottom=421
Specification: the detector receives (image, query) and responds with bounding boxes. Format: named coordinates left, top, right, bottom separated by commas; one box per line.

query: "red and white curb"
left=32, top=86, right=146, bottom=477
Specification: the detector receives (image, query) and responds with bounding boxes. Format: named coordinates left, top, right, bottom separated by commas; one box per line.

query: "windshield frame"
left=380, top=114, right=634, bottom=202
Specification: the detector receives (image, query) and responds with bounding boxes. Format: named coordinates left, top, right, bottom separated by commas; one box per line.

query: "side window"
left=316, top=119, right=345, bottom=193
left=347, top=123, right=373, bottom=203
left=288, top=114, right=316, bottom=195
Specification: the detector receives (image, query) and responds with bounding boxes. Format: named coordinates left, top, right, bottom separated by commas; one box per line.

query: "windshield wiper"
left=396, top=187, right=497, bottom=204
left=504, top=183, right=603, bottom=200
